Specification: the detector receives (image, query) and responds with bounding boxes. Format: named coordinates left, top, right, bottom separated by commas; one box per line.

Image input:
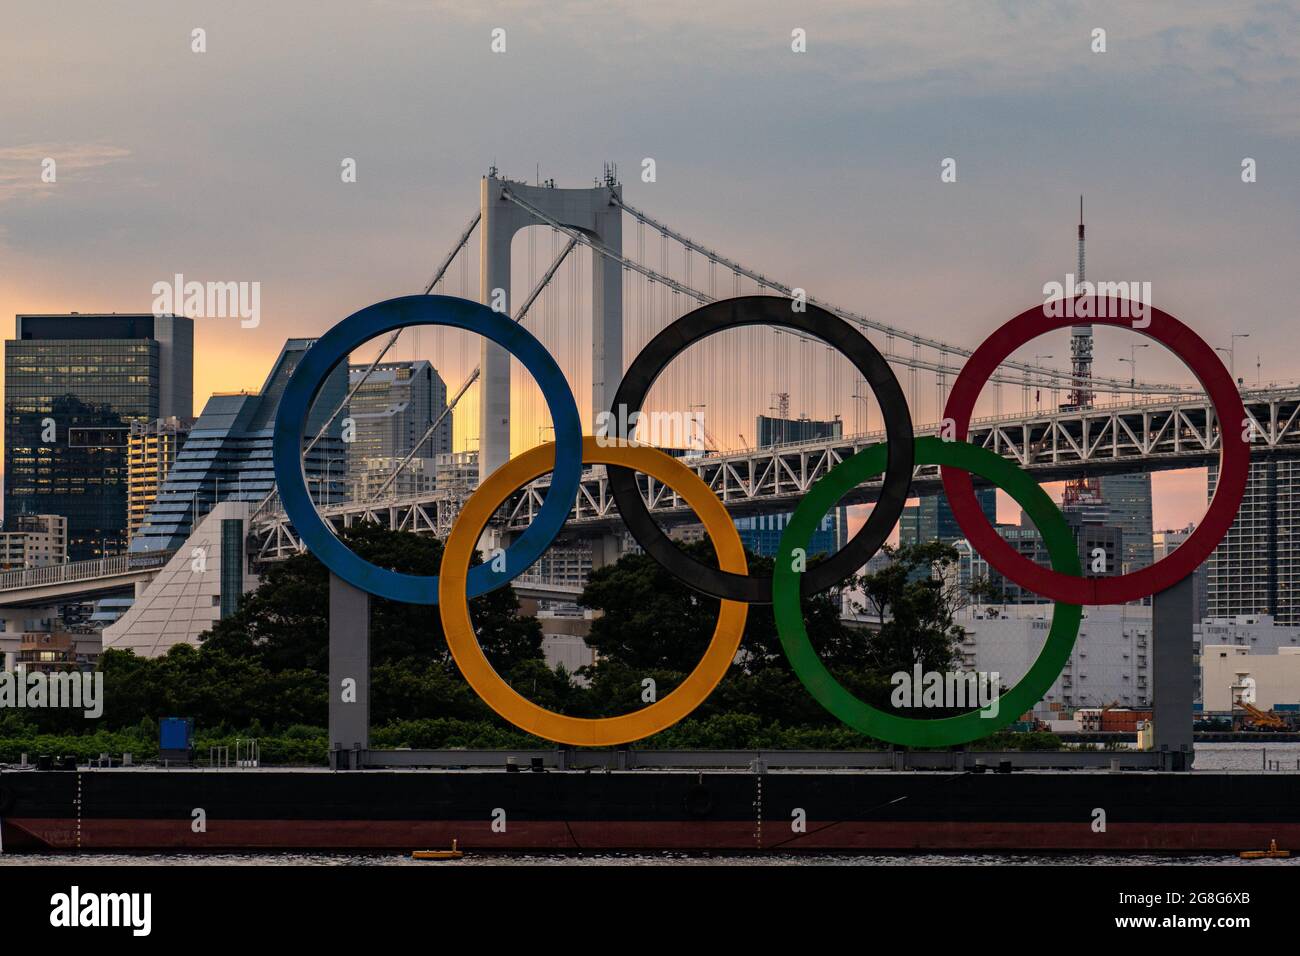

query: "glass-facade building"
left=735, top=413, right=846, bottom=558
left=757, top=413, right=842, bottom=448
left=898, top=488, right=997, bottom=547
left=734, top=510, right=842, bottom=558
left=958, top=510, right=1123, bottom=604
left=346, top=360, right=450, bottom=498
left=130, top=338, right=348, bottom=554
left=5, top=314, right=192, bottom=560
left=127, top=416, right=193, bottom=542
left=1099, top=473, right=1154, bottom=572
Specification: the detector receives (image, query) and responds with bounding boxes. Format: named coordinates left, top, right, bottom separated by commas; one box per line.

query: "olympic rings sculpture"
left=273, top=292, right=1249, bottom=747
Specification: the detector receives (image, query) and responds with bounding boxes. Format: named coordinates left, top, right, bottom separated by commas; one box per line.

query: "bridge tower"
left=478, top=169, right=623, bottom=480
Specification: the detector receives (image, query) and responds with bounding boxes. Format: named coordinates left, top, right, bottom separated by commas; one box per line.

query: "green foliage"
left=202, top=522, right=544, bottom=676
left=849, top=541, right=967, bottom=676
left=968, top=730, right=1065, bottom=751
left=5, top=528, right=1049, bottom=758
left=577, top=541, right=866, bottom=724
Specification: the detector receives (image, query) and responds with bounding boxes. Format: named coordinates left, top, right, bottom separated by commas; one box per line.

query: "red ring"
left=941, top=298, right=1249, bottom=605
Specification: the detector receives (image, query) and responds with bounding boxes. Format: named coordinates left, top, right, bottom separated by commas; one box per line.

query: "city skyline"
left=5, top=0, right=1300, bottom=888
left=5, top=2, right=1299, bottom=532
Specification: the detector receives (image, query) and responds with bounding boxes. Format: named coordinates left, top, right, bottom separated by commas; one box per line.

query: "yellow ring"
left=438, top=436, right=749, bottom=746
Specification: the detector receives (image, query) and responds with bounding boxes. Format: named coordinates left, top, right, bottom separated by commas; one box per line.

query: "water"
left=1192, top=742, right=1300, bottom=771
left=2, top=852, right=1295, bottom=866
left=4, top=744, right=1297, bottom=865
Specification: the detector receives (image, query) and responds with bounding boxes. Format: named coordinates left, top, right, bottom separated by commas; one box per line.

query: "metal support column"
left=329, top=573, right=370, bottom=770
left=1152, top=572, right=1195, bottom=770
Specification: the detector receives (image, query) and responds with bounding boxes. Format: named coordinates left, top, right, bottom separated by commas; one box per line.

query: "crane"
left=1236, top=700, right=1285, bottom=730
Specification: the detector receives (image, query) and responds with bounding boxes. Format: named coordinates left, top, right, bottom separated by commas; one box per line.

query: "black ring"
left=606, top=295, right=914, bottom=603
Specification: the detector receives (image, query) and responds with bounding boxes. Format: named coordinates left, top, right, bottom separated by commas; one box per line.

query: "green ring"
left=772, top=436, right=1083, bottom=747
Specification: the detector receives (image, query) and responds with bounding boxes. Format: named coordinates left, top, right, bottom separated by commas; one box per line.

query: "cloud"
left=366, top=0, right=1300, bottom=133
left=0, top=143, right=131, bottom=202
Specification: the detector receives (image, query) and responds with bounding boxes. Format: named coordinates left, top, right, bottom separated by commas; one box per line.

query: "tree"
left=846, top=541, right=974, bottom=713
left=87, top=524, right=554, bottom=731
left=577, top=540, right=866, bottom=725
left=202, top=522, right=545, bottom=675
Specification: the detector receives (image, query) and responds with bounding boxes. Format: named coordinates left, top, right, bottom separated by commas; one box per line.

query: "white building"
left=102, top=501, right=258, bottom=657
left=1202, top=644, right=1300, bottom=712
left=958, top=604, right=1151, bottom=714
left=349, top=456, right=438, bottom=500
left=957, top=604, right=1300, bottom=714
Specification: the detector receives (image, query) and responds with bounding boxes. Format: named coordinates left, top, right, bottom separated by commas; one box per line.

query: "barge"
left=3, top=766, right=1299, bottom=853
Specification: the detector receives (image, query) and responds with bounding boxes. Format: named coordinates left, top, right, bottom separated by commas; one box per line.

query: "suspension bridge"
left=6, top=168, right=1294, bottom=611
left=247, top=168, right=1271, bottom=555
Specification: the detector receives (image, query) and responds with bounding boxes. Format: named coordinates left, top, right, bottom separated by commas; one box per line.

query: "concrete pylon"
left=1152, top=573, right=1195, bottom=770
left=328, top=573, right=370, bottom=770
left=478, top=174, right=622, bottom=481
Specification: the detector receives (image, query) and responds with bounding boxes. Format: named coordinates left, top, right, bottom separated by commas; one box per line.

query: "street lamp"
left=1033, top=355, right=1053, bottom=413
left=851, top=387, right=870, bottom=434
left=323, top=457, right=344, bottom=507
left=1118, top=343, right=1150, bottom=389
left=1216, top=333, right=1250, bottom=383
left=688, top=403, right=707, bottom=452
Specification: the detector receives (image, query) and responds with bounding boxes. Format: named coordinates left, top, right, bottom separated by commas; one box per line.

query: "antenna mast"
left=1062, top=195, right=1104, bottom=510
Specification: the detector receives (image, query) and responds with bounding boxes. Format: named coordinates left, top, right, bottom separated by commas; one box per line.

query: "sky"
left=2, top=0, right=1299, bottom=530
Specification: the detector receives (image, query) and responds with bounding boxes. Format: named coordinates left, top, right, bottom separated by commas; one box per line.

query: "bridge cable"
left=250, top=211, right=482, bottom=521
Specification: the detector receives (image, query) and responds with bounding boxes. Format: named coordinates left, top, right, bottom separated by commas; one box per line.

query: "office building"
left=958, top=603, right=1300, bottom=714
left=1099, top=473, right=1154, bottom=573
left=435, top=451, right=479, bottom=489
left=346, top=361, right=450, bottom=498
left=1064, top=508, right=1124, bottom=575
left=898, top=488, right=997, bottom=548
left=130, top=339, right=347, bottom=554
left=734, top=414, right=846, bottom=558
left=5, top=313, right=192, bottom=559
left=958, top=604, right=1152, bottom=711
left=734, top=511, right=841, bottom=558
left=1206, top=459, right=1300, bottom=624
left=350, top=456, right=438, bottom=501
left=757, top=413, right=842, bottom=447
left=127, top=417, right=193, bottom=542
left=0, top=514, right=68, bottom=570
left=954, top=509, right=1123, bottom=604
left=529, top=545, right=593, bottom=592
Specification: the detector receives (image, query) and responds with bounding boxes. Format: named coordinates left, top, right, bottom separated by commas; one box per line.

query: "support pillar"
left=590, top=532, right=623, bottom=571
left=328, top=573, right=370, bottom=770
left=1152, top=573, right=1195, bottom=770
left=479, top=176, right=516, bottom=482
left=589, top=194, right=623, bottom=421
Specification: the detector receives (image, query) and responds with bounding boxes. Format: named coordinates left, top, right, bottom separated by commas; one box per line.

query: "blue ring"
left=272, top=294, right=583, bottom=604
